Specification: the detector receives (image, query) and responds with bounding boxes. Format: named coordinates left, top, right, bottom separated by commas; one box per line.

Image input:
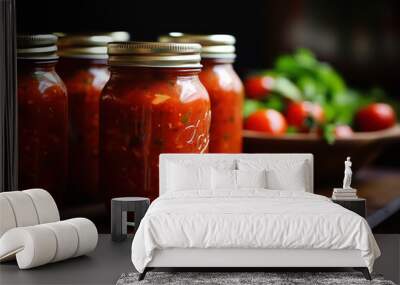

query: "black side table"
left=111, top=197, right=150, bottom=241
left=332, top=198, right=366, bottom=218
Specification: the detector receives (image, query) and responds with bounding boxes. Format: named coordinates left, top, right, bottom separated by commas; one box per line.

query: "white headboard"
left=159, top=153, right=314, bottom=195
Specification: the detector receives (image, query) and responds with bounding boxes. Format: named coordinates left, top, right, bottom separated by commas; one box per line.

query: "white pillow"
left=166, top=158, right=236, bottom=170
left=236, top=169, right=267, bottom=189
left=211, top=168, right=237, bottom=190
left=237, top=159, right=309, bottom=191
left=167, top=163, right=212, bottom=191
left=266, top=167, right=307, bottom=191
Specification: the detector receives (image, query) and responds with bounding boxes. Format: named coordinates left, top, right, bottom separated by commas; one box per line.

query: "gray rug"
left=116, top=272, right=396, bottom=285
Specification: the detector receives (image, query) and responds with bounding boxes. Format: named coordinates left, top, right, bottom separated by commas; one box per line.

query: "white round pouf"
left=65, top=218, right=98, bottom=257
left=0, top=226, right=57, bottom=269
left=0, top=218, right=98, bottom=269
left=42, top=221, right=79, bottom=262
left=0, top=190, right=98, bottom=269
left=0, top=195, right=17, bottom=238
left=0, top=191, right=39, bottom=227
left=23, top=189, right=60, bottom=224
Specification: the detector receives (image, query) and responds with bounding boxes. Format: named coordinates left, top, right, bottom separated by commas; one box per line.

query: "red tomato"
left=286, top=101, right=324, bottom=132
left=244, top=75, right=274, bottom=99
left=245, top=109, right=287, bottom=135
left=334, top=125, right=353, bottom=138
left=356, top=103, right=396, bottom=132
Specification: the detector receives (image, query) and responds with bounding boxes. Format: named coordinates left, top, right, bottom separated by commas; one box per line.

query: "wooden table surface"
left=60, top=167, right=400, bottom=234
left=317, top=167, right=400, bottom=216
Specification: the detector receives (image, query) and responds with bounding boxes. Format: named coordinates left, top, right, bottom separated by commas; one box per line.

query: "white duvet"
left=131, top=190, right=380, bottom=273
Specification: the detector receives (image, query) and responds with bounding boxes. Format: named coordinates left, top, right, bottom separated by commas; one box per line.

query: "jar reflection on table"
left=100, top=42, right=210, bottom=202
left=56, top=32, right=129, bottom=204
left=17, top=34, right=68, bottom=205
left=160, top=34, right=244, bottom=153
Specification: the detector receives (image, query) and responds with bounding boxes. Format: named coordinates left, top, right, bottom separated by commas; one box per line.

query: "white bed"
left=131, top=154, right=380, bottom=280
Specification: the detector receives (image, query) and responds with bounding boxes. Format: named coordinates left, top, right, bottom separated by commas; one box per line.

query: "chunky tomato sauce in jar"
left=17, top=34, right=68, bottom=204
left=56, top=32, right=129, bottom=203
left=160, top=34, right=244, bottom=153
left=101, top=42, right=210, bottom=201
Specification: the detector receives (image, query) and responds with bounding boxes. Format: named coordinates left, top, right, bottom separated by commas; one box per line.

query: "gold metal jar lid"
left=159, top=33, right=236, bottom=62
left=107, top=41, right=202, bottom=68
left=17, top=34, right=58, bottom=61
left=57, top=31, right=130, bottom=59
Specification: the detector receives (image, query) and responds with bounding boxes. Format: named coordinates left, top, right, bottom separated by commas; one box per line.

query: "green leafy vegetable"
left=271, top=77, right=302, bottom=102
left=322, top=124, right=336, bottom=145
left=245, top=48, right=398, bottom=142
left=286, top=126, right=298, bottom=134
left=244, top=99, right=263, bottom=118
left=263, top=94, right=285, bottom=112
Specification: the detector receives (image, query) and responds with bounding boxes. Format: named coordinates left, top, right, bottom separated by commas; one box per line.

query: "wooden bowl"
left=243, top=125, right=400, bottom=187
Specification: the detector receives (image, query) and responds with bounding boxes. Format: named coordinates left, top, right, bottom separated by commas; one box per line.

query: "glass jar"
left=101, top=42, right=210, bottom=201
left=56, top=32, right=129, bottom=203
left=17, top=34, right=68, bottom=204
left=160, top=34, right=244, bottom=153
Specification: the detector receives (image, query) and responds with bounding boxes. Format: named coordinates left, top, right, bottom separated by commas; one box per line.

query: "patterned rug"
left=116, top=271, right=395, bottom=285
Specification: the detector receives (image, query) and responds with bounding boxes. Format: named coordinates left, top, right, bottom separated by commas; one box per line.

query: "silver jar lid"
left=159, top=33, right=236, bottom=62
left=56, top=32, right=130, bottom=59
left=107, top=41, right=202, bottom=68
left=17, top=34, right=58, bottom=61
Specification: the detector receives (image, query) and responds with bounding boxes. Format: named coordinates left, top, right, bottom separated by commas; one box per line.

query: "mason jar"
left=56, top=32, right=129, bottom=204
left=17, top=34, right=68, bottom=205
left=100, top=42, right=211, bottom=201
left=160, top=33, right=244, bottom=153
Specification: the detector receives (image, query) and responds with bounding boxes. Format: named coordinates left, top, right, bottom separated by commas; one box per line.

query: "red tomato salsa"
left=57, top=58, right=109, bottom=202
left=101, top=42, right=210, bottom=201
left=200, top=59, right=244, bottom=153
left=159, top=34, right=244, bottom=153
left=57, top=32, right=129, bottom=203
left=17, top=35, right=68, bottom=204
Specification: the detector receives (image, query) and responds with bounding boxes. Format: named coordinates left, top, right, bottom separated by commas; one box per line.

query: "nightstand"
left=331, top=198, right=366, bottom=218
left=111, top=197, right=150, bottom=242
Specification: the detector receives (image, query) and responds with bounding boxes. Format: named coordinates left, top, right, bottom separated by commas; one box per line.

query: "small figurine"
left=332, top=156, right=357, bottom=199
left=343, top=157, right=353, bottom=189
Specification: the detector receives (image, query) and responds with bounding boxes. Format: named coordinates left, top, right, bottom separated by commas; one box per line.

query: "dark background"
left=17, top=0, right=400, bottom=167
left=17, top=0, right=400, bottom=96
